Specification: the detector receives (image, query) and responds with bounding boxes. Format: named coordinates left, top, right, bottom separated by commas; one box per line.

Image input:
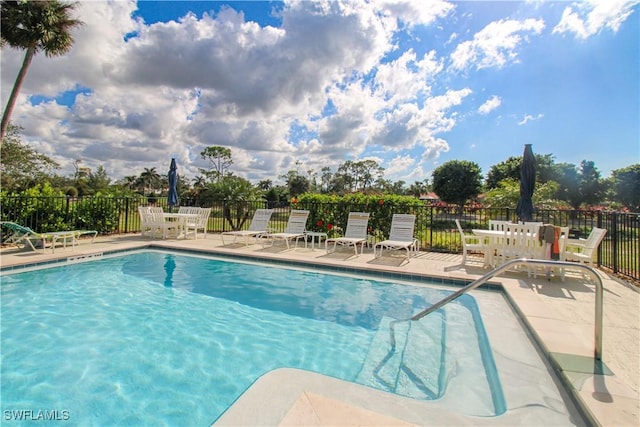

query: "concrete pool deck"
left=1, top=233, right=638, bottom=426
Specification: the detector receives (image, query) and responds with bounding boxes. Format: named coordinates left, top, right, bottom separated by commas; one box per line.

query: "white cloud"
left=450, top=18, right=545, bottom=70
left=1, top=0, right=635, bottom=184
left=384, top=154, right=416, bottom=176
left=553, top=0, right=640, bottom=39
left=518, top=113, right=544, bottom=125
left=3, top=0, right=406, bottom=180
left=478, top=95, right=502, bottom=115
left=373, top=49, right=443, bottom=105
left=420, top=88, right=472, bottom=133
left=376, top=0, right=454, bottom=30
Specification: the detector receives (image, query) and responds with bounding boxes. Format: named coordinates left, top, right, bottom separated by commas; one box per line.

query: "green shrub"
left=73, top=194, right=121, bottom=233
left=1, top=183, right=70, bottom=231
left=296, top=193, right=424, bottom=238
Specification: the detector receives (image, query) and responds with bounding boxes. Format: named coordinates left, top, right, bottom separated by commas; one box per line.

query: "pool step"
left=356, top=314, right=448, bottom=399
left=396, top=314, right=448, bottom=399
left=356, top=317, right=407, bottom=393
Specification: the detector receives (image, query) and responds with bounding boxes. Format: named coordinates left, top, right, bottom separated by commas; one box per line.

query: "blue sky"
left=2, top=0, right=638, bottom=184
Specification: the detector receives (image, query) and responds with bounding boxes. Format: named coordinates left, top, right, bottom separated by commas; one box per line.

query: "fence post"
left=611, top=212, right=618, bottom=274
left=428, top=204, right=434, bottom=250
left=124, top=197, right=130, bottom=233
left=65, top=196, right=70, bottom=225
left=596, top=211, right=604, bottom=266
left=222, top=200, right=227, bottom=232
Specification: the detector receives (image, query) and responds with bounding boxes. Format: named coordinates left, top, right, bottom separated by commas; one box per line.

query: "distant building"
left=419, top=192, right=439, bottom=202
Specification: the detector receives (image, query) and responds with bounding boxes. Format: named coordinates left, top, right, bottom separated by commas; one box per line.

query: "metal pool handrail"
left=389, top=258, right=604, bottom=361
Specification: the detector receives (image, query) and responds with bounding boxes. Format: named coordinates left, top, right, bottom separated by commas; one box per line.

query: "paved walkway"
left=1, top=234, right=638, bottom=426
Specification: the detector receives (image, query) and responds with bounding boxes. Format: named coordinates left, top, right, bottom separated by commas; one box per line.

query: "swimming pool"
left=1, top=250, right=520, bottom=425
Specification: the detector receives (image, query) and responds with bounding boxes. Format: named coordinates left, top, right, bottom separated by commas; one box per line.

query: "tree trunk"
left=1, top=45, right=36, bottom=142
left=224, top=205, right=251, bottom=230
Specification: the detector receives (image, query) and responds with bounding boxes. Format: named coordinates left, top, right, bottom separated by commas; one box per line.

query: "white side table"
left=366, top=234, right=376, bottom=248
left=304, top=231, right=328, bottom=250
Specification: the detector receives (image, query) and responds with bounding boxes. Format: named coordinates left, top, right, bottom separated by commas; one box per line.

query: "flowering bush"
left=296, top=192, right=424, bottom=240
left=313, top=219, right=340, bottom=237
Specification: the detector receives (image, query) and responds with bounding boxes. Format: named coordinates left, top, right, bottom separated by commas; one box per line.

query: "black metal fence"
left=1, top=195, right=638, bottom=282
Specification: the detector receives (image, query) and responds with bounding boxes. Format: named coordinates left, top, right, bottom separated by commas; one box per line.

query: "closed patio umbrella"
left=516, top=144, right=536, bottom=222
left=168, top=158, right=178, bottom=210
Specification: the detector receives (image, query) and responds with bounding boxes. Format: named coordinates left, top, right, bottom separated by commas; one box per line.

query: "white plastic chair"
left=495, top=225, right=531, bottom=271
left=148, top=206, right=179, bottom=239
left=555, top=226, right=571, bottom=280
left=523, top=222, right=544, bottom=260
left=184, top=208, right=211, bottom=240
left=139, top=206, right=154, bottom=237
left=374, top=214, right=417, bottom=262
left=535, top=226, right=570, bottom=281
left=455, top=219, right=485, bottom=266
left=489, top=220, right=512, bottom=231
left=524, top=221, right=543, bottom=229
left=565, top=227, right=607, bottom=268
left=178, top=206, right=200, bottom=215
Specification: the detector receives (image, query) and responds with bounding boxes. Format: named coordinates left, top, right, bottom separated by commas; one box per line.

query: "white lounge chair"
left=261, top=210, right=309, bottom=250
left=221, top=208, right=274, bottom=245
left=455, top=219, right=486, bottom=266
left=326, top=212, right=370, bottom=257
left=373, top=214, right=417, bottom=262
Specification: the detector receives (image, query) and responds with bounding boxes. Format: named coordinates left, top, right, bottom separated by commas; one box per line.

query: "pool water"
left=1, top=251, right=503, bottom=426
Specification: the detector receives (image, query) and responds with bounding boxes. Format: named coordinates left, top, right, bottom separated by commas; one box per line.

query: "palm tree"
left=0, top=1, right=83, bottom=141
left=192, top=175, right=206, bottom=188
left=139, top=167, right=161, bottom=195
left=121, top=175, right=137, bottom=191
left=256, top=179, right=272, bottom=191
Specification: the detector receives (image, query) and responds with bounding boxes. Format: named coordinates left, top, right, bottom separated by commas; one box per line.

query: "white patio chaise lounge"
left=260, top=210, right=310, bottom=250
left=326, top=212, right=370, bottom=258
left=373, top=213, right=417, bottom=262
left=0, top=221, right=97, bottom=253
left=221, top=208, right=274, bottom=246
